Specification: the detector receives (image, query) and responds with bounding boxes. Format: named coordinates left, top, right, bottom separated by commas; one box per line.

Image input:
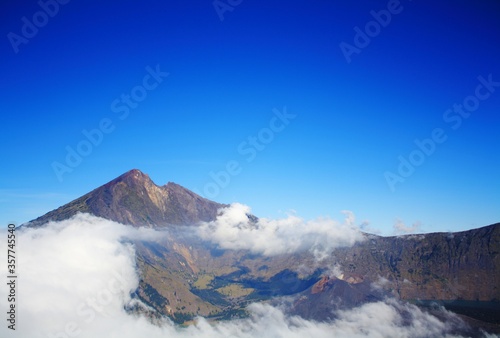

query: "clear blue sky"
left=1, top=0, right=499, bottom=234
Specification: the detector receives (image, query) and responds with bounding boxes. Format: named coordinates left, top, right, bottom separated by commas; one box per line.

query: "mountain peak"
left=121, top=168, right=147, bottom=178
left=116, top=169, right=153, bottom=184
left=26, top=169, right=224, bottom=228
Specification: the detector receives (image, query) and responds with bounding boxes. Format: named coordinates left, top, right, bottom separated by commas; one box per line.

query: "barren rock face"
left=311, top=276, right=331, bottom=294
left=26, top=169, right=225, bottom=228
left=332, top=224, right=500, bottom=302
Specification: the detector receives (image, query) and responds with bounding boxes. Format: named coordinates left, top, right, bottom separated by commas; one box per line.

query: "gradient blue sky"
left=1, top=0, right=499, bottom=234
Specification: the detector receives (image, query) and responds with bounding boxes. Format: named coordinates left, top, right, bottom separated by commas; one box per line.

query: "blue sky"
left=1, top=0, right=499, bottom=234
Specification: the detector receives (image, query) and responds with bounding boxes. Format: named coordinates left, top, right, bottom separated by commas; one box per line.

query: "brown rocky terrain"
left=23, top=169, right=500, bottom=332
left=332, top=224, right=500, bottom=302
left=25, top=169, right=224, bottom=227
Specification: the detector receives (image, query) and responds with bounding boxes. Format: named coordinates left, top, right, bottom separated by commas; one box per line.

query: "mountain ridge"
left=26, top=169, right=226, bottom=228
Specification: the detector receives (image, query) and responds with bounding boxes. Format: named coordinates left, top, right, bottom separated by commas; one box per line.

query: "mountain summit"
left=26, top=169, right=225, bottom=227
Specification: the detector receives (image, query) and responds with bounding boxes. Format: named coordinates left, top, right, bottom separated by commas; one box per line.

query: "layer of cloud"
left=198, top=203, right=364, bottom=258
left=0, top=214, right=474, bottom=338
left=0, top=214, right=169, bottom=338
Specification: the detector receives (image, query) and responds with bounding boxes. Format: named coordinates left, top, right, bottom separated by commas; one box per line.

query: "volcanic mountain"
left=24, top=169, right=500, bottom=334
left=26, top=169, right=225, bottom=228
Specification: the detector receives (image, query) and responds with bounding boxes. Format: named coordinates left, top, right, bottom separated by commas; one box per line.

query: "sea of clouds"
left=0, top=209, right=483, bottom=338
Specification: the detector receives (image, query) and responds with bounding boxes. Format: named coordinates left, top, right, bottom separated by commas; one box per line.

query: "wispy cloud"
left=393, top=218, right=422, bottom=235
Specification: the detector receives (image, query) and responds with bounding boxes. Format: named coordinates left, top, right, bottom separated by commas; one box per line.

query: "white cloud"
left=0, top=214, right=168, bottom=338
left=0, top=214, right=472, bottom=338
left=331, top=299, right=464, bottom=338
left=393, top=219, right=422, bottom=235
left=198, top=204, right=364, bottom=258
left=371, top=276, right=390, bottom=292
left=359, top=220, right=382, bottom=235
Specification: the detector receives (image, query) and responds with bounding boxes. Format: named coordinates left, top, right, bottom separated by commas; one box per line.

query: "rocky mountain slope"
left=290, top=225, right=500, bottom=331
left=333, top=224, right=500, bottom=302
left=26, top=169, right=225, bottom=227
